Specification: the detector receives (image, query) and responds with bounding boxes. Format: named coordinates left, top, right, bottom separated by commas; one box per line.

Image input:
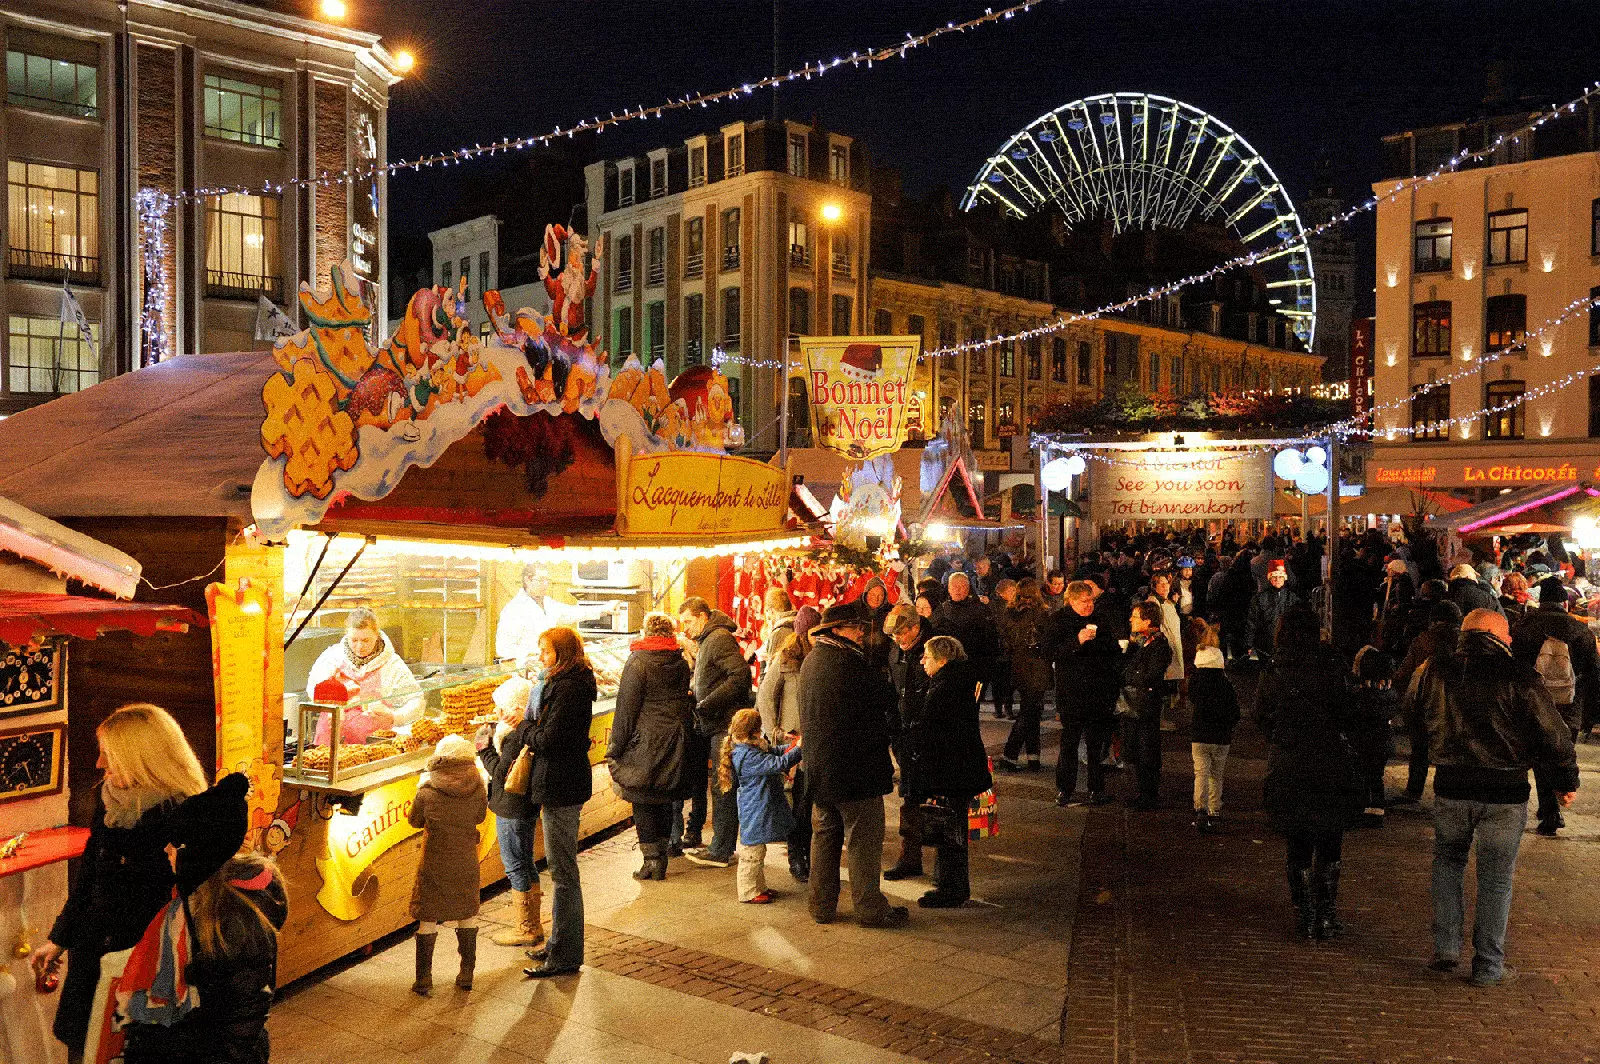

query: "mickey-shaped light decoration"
left=1277, top=445, right=1331, bottom=495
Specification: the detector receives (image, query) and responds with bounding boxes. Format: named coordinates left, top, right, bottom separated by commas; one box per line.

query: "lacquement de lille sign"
left=1090, top=451, right=1272, bottom=522
left=622, top=452, right=789, bottom=536
left=799, top=335, right=920, bottom=460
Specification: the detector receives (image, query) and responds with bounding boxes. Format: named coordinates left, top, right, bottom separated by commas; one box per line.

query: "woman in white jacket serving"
left=307, top=608, right=425, bottom=744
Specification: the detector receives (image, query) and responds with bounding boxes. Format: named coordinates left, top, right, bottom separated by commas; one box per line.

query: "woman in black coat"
left=35, top=705, right=247, bottom=1060
left=1121, top=601, right=1173, bottom=810
left=607, top=612, right=695, bottom=881
left=1256, top=607, right=1363, bottom=941
left=524, top=627, right=598, bottom=979
left=908, top=636, right=993, bottom=908
left=1216, top=551, right=1258, bottom=662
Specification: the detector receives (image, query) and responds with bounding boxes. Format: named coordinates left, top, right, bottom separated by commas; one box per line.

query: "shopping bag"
left=84, top=890, right=199, bottom=1064
left=968, top=757, right=998, bottom=841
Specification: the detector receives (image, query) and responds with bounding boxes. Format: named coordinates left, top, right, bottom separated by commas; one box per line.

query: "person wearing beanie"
left=1448, top=563, right=1501, bottom=619
left=1246, top=559, right=1301, bottom=662
left=1511, top=573, right=1600, bottom=833
left=408, top=734, right=488, bottom=995
left=1188, top=623, right=1240, bottom=833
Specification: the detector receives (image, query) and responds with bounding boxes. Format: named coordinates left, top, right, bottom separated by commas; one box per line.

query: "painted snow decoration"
left=255, top=234, right=739, bottom=540
left=830, top=456, right=902, bottom=551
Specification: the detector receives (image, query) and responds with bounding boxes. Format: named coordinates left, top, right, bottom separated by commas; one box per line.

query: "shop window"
left=1412, top=300, right=1451, bottom=358
left=721, top=287, right=741, bottom=348
left=614, top=234, right=632, bottom=292
left=1485, top=293, right=1526, bottom=352
left=1414, top=217, right=1452, bottom=273
left=7, top=313, right=98, bottom=393
left=721, top=208, right=741, bottom=271
left=968, top=399, right=986, bottom=445
left=203, top=73, right=282, bottom=147
left=6, top=39, right=97, bottom=118
left=646, top=227, right=665, bottom=286
left=205, top=192, right=281, bottom=300
left=1484, top=380, right=1525, bottom=440
left=831, top=294, right=852, bottom=335
left=1410, top=383, right=1449, bottom=441
left=684, top=293, right=704, bottom=364
left=684, top=217, right=704, bottom=278
left=6, top=160, right=99, bottom=282
left=789, top=287, right=811, bottom=336
left=1487, top=209, right=1527, bottom=267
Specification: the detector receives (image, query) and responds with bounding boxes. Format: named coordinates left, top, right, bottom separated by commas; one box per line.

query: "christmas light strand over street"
left=180, top=0, right=1049, bottom=202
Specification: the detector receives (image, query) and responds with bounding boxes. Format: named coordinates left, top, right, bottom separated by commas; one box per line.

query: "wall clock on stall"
left=0, top=723, right=64, bottom=804
left=0, top=639, right=64, bottom=719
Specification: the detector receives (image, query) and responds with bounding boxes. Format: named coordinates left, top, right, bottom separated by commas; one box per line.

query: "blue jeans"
left=496, top=814, right=541, bottom=892
left=1432, top=797, right=1527, bottom=980
left=540, top=803, right=584, bottom=969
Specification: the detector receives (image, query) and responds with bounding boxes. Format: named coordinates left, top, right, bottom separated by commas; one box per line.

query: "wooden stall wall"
left=60, top=518, right=228, bottom=828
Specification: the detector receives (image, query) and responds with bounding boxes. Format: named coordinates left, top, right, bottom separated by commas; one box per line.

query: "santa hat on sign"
left=544, top=224, right=569, bottom=264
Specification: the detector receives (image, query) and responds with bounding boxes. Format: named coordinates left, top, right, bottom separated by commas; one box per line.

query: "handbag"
left=503, top=747, right=534, bottom=797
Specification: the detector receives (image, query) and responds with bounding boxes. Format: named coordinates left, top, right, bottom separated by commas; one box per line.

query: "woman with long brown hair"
left=522, top=626, right=596, bottom=979
left=996, top=578, right=1052, bottom=772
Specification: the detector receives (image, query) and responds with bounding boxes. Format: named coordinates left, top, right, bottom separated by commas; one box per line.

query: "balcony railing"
left=204, top=269, right=283, bottom=302
left=7, top=247, right=100, bottom=284
left=684, top=253, right=704, bottom=278
left=685, top=338, right=703, bottom=365
left=647, top=260, right=665, bottom=286
left=832, top=257, right=852, bottom=279
left=1415, top=256, right=1451, bottom=274
left=616, top=270, right=633, bottom=293
left=790, top=245, right=811, bottom=268
left=721, top=247, right=740, bottom=272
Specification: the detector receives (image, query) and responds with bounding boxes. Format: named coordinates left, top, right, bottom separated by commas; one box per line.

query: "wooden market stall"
left=0, top=262, right=814, bottom=983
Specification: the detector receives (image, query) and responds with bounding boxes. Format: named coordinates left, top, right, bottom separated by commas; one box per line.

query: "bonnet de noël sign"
left=798, top=335, right=921, bottom=460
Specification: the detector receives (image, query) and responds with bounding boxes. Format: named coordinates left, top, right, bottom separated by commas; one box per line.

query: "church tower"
left=1303, top=159, right=1355, bottom=380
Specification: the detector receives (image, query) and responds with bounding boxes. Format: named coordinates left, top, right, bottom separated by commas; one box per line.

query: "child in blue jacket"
left=719, top=708, right=802, bottom=903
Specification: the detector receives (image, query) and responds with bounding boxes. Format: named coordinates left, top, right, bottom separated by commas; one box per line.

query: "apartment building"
left=585, top=118, right=871, bottom=448
left=1, top=0, right=403, bottom=414
left=1367, top=102, right=1600, bottom=493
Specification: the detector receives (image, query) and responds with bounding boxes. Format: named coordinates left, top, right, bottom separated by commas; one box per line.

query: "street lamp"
left=819, top=202, right=843, bottom=224
left=319, top=0, right=347, bottom=19
left=391, top=49, right=416, bottom=73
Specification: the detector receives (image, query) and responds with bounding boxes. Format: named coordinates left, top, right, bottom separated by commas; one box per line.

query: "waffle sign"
left=798, top=335, right=920, bottom=460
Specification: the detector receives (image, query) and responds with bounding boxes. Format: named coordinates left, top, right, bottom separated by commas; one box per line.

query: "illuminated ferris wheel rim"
left=962, top=91, right=1316, bottom=351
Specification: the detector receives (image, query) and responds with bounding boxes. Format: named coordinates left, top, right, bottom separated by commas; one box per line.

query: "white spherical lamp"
left=1064, top=454, right=1087, bottom=476
left=1295, top=461, right=1330, bottom=495
left=1305, top=445, right=1328, bottom=466
left=1273, top=448, right=1304, bottom=480
left=1041, top=458, right=1073, bottom=493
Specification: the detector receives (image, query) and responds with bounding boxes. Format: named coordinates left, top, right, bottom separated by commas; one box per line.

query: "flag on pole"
left=57, top=283, right=99, bottom=360
left=254, top=294, right=298, bottom=342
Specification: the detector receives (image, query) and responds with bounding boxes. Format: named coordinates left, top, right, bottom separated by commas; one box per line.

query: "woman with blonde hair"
left=523, top=626, right=596, bottom=979
left=34, top=704, right=248, bottom=1062
left=719, top=708, right=803, bottom=904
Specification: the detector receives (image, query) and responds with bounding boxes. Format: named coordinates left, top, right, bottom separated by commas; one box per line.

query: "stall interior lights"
left=285, top=529, right=812, bottom=564
left=181, top=0, right=1045, bottom=202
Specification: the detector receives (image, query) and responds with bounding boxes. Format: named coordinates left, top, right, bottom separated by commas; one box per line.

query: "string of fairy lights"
left=178, top=0, right=1049, bottom=202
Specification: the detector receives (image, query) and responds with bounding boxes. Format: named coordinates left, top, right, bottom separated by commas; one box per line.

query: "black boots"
left=633, top=841, right=668, bottom=881
left=411, top=932, right=437, bottom=995
left=882, top=841, right=923, bottom=881
left=1313, top=861, right=1343, bottom=940
left=455, top=927, right=478, bottom=990
left=1287, top=867, right=1315, bottom=940
left=919, top=843, right=970, bottom=908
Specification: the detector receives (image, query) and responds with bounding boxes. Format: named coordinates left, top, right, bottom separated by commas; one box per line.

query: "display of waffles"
left=440, top=676, right=499, bottom=736
left=410, top=717, right=447, bottom=745
left=368, top=729, right=397, bottom=741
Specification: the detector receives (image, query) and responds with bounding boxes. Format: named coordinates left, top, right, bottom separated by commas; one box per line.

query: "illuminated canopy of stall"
left=1433, top=483, right=1596, bottom=537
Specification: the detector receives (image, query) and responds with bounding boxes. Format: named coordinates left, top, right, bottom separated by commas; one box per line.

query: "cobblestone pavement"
left=1061, top=719, right=1600, bottom=1064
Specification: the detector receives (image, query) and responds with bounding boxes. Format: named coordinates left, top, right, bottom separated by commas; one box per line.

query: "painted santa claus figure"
left=538, top=224, right=600, bottom=341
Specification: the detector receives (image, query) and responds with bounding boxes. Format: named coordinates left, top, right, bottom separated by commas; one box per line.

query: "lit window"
left=689, top=146, right=706, bottom=188
left=1485, top=294, right=1526, bottom=351
left=788, top=134, right=807, bottom=178
left=968, top=399, right=986, bottom=444
left=684, top=218, right=704, bottom=278
left=1410, top=383, right=1449, bottom=441
left=1026, top=336, right=1042, bottom=380
left=6, top=43, right=97, bottom=119
left=1487, top=209, right=1527, bottom=267
left=6, top=160, right=99, bottom=281
left=204, top=73, right=282, bottom=147
left=1412, top=301, right=1451, bottom=358
left=204, top=193, right=281, bottom=300
left=788, top=215, right=811, bottom=267
left=1484, top=380, right=1525, bottom=440
left=725, top=134, right=744, bottom=178
left=8, top=313, right=98, bottom=393
left=1414, top=218, right=1452, bottom=273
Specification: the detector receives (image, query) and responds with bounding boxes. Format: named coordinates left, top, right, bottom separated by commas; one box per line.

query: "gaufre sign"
left=1090, top=451, right=1272, bottom=522
left=799, top=335, right=920, bottom=460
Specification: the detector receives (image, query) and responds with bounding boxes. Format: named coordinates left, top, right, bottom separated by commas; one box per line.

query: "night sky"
left=356, top=0, right=1600, bottom=314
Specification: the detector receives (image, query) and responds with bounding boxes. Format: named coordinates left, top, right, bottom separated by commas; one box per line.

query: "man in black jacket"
left=799, top=603, right=909, bottom=928
left=883, top=604, right=933, bottom=882
left=1247, top=560, right=1301, bottom=660
left=1045, top=581, right=1122, bottom=806
left=933, top=573, right=1000, bottom=690
left=678, top=597, right=753, bottom=867
left=1510, top=575, right=1598, bottom=835
left=1409, top=609, right=1578, bottom=987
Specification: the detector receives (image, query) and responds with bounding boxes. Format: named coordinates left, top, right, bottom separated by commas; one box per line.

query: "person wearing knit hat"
left=793, top=604, right=821, bottom=642
left=408, top=733, right=488, bottom=995
left=479, top=675, right=546, bottom=949
left=1247, top=559, right=1301, bottom=662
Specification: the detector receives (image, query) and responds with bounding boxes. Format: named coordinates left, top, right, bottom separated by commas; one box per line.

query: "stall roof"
left=1435, top=483, right=1590, bottom=535
left=0, top=590, right=206, bottom=645
left=0, top=495, right=144, bottom=598
left=0, top=352, right=273, bottom=520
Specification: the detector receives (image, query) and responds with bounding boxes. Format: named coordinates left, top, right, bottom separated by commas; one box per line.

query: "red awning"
left=0, top=591, right=206, bottom=646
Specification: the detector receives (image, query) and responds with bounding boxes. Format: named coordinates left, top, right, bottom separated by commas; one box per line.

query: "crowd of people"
left=31, top=523, right=1594, bottom=1062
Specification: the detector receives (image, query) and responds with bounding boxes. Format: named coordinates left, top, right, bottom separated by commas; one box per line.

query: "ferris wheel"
left=963, top=92, right=1316, bottom=351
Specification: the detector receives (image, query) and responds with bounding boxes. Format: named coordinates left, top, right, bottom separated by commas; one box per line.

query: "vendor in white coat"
left=496, top=566, right=604, bottom=667
left=307, top=608, right=425, bottom=743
